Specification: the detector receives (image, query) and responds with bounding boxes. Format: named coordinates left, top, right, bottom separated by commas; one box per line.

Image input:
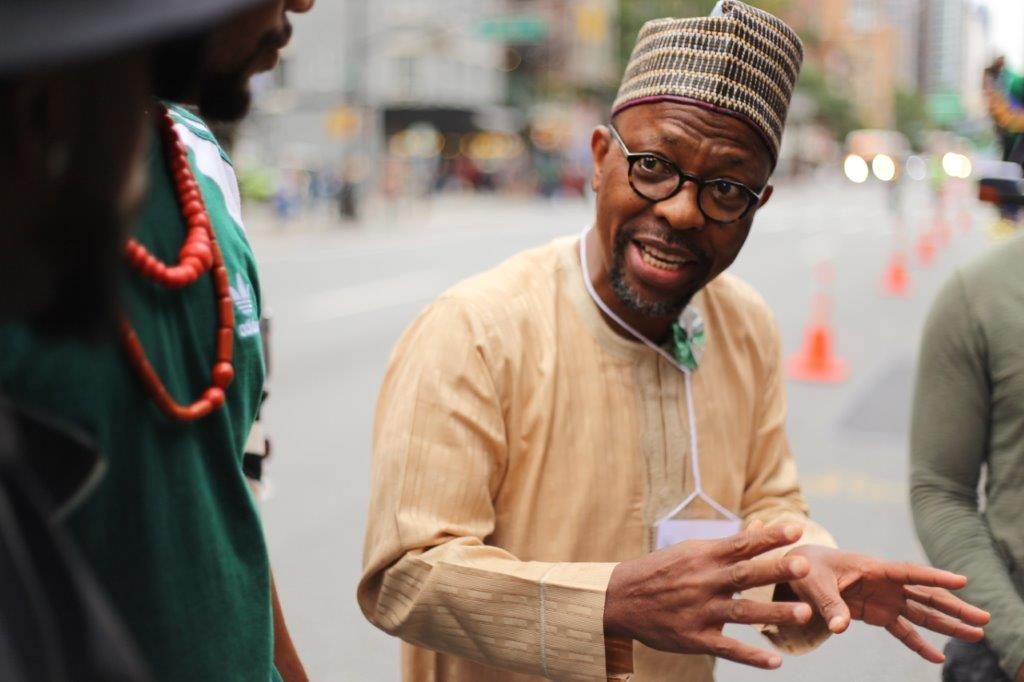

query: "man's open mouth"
left=635, top=240, right=695, bottom=272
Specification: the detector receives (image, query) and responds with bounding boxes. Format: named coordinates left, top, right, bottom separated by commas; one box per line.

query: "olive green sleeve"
left=910, top=272, right=1024, bottom=680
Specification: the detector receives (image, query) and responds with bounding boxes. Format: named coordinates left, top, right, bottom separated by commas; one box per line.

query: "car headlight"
left=844, top=154, right=869, bottom=183
left=942, top=152, right=973, bottom=179
left=872, top=154, right=897, bottom=182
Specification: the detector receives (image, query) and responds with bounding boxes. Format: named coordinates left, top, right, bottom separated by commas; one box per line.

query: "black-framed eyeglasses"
left=608, top=123, right=764, bottom=224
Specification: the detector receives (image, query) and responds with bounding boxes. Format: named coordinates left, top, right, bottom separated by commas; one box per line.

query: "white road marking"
left=293, top=269, right=449, bottom=323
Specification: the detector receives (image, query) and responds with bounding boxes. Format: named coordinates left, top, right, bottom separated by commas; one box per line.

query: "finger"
left=798, top=573, right=851, bottom=633
left=865, top=561, right=968, bottom=590
left=704, top=634, right=784, bottom=670
left=715, top=554, right=811, bottom=593
left=903, top=585, right=991, bottom=626
left=746, top=519, right=765, bottom=531
left=902, top=599, right=986, bottom=642
left=715, top=524, right=803, bottom=561
left=712, top=598, right=813, bottom=627
left=885, top=615, right=946, bottom=664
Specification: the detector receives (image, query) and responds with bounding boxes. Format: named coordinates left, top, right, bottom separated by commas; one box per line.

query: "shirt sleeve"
left=738, top=308, right=836, bottom=654
left=358, top=296, right=623, bottom=681
left=910, top=272, right=1024, bottom=680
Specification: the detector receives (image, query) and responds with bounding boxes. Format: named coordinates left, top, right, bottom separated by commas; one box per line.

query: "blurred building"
left=788, top=0, right=906, bottom=128
left=233, top=0, right=624, bottom=206
left=919, top=0, right=991, bottom=123
left=366, top=0, right=507, bottom=115
left=786, top=0, right=993, bottom=130
left=237, top=2, right=367, bottom=188
left=958, top=2, right=991, bottom=120
left=504, top=0, right=618, bottom=104
left=240, top=1, right=514, bottom=201
left=878, top=0, right=925, bottom=87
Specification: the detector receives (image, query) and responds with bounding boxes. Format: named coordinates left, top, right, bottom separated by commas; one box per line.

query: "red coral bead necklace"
left=118, top=105, right=235, bottom=421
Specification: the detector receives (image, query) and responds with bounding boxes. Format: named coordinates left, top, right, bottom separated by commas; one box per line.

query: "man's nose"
left=651, top=181, right=707, bottom=231
left=287, top=0, right=315, bottom=13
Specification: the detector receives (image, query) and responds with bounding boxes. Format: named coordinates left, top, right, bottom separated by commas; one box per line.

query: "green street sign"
left=927, top=90, right=963, bottom=125
left=477, top=16, right=549, bottom=42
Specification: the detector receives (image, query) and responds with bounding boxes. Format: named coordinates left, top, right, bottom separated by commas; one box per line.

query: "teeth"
left=638, top=243, right=688, bottom=271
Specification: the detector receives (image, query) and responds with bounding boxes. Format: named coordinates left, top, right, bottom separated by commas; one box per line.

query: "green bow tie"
left=670, top=316, right=705, bottom=372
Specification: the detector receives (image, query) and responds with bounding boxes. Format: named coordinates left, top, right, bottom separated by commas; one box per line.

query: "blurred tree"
left=797, top=63, right=862, bottom=141
left=894, top=87, right=931, bottom=150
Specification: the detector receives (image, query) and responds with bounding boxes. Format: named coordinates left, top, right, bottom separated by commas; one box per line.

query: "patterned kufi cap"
left=613, top=0, right=803, bottom=163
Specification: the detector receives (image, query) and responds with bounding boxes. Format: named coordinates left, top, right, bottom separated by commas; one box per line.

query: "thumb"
left=798, top=574, right=851, bottom=634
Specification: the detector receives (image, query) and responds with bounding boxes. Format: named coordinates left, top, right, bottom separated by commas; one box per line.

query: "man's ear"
left=757, top=184, right=774, bottom=210
left=590, top=125, right=611, bottom=193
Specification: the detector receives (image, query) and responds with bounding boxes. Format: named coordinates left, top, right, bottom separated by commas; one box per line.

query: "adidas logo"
left=230, top=273, right=255, bottom=318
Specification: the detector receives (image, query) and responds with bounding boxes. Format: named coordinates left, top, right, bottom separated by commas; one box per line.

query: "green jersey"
left=0, top=105, right=277, bottom=681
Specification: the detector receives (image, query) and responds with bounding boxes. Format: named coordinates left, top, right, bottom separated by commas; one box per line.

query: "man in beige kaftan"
left=359, top=2, right=990, bottom=680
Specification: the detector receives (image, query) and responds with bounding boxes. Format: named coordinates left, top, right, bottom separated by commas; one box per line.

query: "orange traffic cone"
left=881, top=252, right=910, bottom=297
left=787, top=293, right=849, bottom=383
left=916, top=230, right=935, bottom=266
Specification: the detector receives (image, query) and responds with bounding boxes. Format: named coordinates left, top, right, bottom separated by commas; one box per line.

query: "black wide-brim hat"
left=0, top=0, right=268, bottom=76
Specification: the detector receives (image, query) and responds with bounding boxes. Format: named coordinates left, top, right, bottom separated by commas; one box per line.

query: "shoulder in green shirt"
left=0, top=104, right=277, bottom=681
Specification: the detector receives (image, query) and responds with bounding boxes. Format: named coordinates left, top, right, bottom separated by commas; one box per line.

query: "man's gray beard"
left=608, top=232, right=691, bottom=319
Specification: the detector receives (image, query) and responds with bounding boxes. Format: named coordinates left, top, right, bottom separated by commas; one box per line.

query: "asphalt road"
left=251, top=174, right=998, bottom=681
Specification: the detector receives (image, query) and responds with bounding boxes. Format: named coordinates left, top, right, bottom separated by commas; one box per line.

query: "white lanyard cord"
left=579, top=226, right=738, bottom=522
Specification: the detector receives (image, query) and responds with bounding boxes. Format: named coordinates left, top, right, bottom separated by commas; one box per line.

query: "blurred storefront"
left=234, top=0, right=624, bottom=214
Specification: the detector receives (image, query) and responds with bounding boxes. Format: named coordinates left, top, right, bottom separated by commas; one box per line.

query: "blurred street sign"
left=926, top=90, right=963, bottom=125
left=477, top=16, right=549, bottom=42
left=324, top=106, right=360, bottom=139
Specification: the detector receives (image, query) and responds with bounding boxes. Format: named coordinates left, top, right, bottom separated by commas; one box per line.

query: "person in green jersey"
left=0, top=0, right=315, bottom=680
left=0, top=2, right=259, bottom=679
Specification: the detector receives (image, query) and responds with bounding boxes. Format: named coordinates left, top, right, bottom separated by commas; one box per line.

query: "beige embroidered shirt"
left=359, top=236, right=835, bottom=681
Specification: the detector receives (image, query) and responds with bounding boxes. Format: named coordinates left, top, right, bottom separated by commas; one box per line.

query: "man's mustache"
left=615, top=222, right=710, bottom=263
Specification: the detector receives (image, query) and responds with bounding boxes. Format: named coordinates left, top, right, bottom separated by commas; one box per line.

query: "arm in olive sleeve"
left=910, top=272, right=1024, bottom=679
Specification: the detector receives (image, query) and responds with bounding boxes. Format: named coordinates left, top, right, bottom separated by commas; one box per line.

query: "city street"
left=252, top=175, right=997, bottom=681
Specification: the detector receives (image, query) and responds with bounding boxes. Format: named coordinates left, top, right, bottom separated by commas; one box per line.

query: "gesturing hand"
left=783, top=545, right=991, bottom=663
left=604, top=523, right=813, bottom=670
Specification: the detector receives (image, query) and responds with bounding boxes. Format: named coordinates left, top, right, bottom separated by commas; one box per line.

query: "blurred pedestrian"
left=0, top=1, right=315, bottom=680
left=911, top=237, right=1024, bottom=682
left=0, top=0, right=258, bottom=679
left=359, top=2, right=989, bottom=679
left=337, top=161, right=360, bottom=222
left=984, top=56, right=1024, bottom=231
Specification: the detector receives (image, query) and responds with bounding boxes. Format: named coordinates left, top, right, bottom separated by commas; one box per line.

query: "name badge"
left=655, top=518, right=742, bottom=550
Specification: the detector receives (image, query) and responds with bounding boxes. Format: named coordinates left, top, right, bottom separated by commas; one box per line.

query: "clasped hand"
left=604, top=523, right=989, bottom=670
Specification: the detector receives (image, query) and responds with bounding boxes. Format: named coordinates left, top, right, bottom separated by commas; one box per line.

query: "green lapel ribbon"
left=670, top=307, right=706, bottom=372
